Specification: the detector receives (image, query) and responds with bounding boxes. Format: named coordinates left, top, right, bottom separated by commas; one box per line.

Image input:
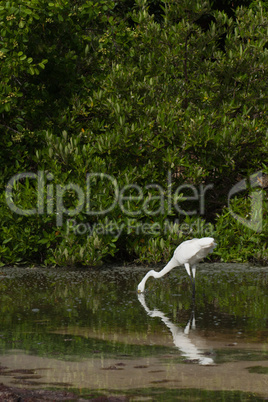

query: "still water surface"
left=0, top=263, right=267, bottom=400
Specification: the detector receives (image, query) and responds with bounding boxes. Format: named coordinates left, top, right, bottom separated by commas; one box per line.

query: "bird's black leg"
left=192, top=277, right=195, bottom=300
left=185, top=263, right=196, bottom=300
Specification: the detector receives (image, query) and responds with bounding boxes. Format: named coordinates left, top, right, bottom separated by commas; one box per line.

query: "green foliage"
left=214, top=193, right=268, bottom=263
left=0, top=0, right=267, bottom=266
left=50, top=231, right=117, bottom=266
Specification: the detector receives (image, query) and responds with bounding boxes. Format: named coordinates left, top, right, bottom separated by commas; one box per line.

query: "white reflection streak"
left=138, top=294, right=214, bottom=365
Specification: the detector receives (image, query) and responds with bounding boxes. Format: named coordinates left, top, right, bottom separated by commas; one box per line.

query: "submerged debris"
left=0, top=382, right=89, bottom=401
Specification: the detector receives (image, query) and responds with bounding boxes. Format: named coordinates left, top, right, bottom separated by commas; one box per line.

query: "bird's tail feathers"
left=198, top=237, right=216, bottom=248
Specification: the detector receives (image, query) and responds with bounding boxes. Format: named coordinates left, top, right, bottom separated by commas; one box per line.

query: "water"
left=0, top=263, right=267, bottom=400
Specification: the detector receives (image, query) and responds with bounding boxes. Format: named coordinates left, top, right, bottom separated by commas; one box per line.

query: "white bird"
left=137, top=237, right=216, bottom=293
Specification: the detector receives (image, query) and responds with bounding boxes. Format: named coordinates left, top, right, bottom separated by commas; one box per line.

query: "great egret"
left=137, top=237, right=216, bottom=293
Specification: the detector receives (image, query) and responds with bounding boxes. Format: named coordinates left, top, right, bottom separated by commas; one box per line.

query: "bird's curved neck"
left=160, top=256, right=178, bottom=276
left=137, top=257, right=178, bottom=292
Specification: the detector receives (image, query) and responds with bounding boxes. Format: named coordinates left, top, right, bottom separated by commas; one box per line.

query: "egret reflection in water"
left=138, top=293, right=214, bottom=366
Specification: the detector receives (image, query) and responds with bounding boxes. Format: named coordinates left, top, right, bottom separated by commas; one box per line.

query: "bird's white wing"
left=174, top=238, right=215, bottom=265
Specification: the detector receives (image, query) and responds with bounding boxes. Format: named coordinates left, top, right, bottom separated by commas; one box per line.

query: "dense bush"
left=0, top=0, right=267, bottom=266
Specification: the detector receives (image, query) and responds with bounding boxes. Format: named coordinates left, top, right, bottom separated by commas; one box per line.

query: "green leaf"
left=38, top=238, right=50, bottom=244
left=29, top=66, right=35, bottom=75
left=4, top=103, right=11, bottom=112
left=3, top=238, right=12, bottom=244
